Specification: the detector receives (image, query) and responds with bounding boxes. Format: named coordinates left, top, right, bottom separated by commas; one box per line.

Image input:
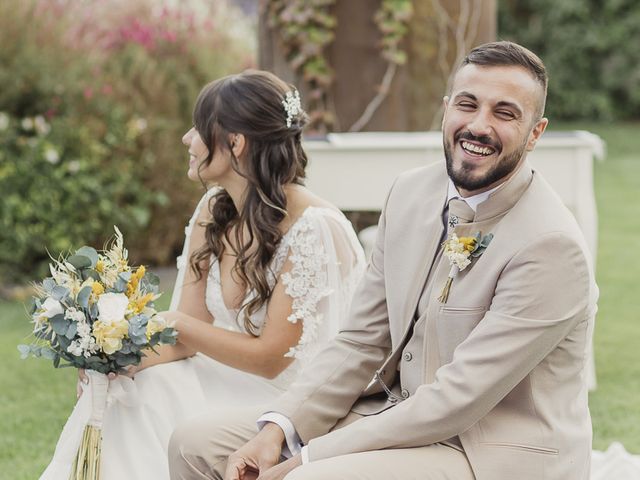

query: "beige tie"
left=447, top=197, right=475, bottom=229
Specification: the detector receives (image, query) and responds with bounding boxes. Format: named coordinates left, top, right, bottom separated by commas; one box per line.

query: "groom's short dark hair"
left=459, top=41, right=548, bottom=118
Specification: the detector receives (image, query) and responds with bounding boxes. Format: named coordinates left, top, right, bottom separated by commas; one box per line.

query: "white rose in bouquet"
left=97, top=292, right=129, bottom=323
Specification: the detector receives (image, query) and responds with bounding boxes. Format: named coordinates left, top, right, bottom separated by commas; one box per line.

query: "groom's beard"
left=444, top=131, right=527, bottom=192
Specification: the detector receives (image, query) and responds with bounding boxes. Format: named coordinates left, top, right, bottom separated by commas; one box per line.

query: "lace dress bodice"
left=173, top=192, right=366, bottom=390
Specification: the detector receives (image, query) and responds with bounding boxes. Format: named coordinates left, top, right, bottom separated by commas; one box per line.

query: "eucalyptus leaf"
left=149, top=331, right=161, bottom=346
left=68, top=254, right=92, bottom=270
left=51, top=285, right=70, bottom=301
left=114, top=277, right=128, bottom=293
left=41, top=348, right=57, bottom=360
left=42, top=278, right=56, bottom=293
left=59, top=351, right=75, bottom=363
left=113, top=352, right=139, bottom=367
left=50, top=314, right=69, bottom=335
left=77, top=285, right=92, bottom=309
left=143, top=272, right=160, bottom=287
left=160, top=329, right=178, bottom=345
left=65, top=322, right=78, bottom=339
left=17, top=344, right=31, bottom=359
left=118, top=271, right=132, bottom=282
left=53, top=355, right=61, bottom=368
left=118, top=341, right=136, bottom=354
left=128, top=315, right=148, bottom=345
left=85, top=359, right=107, bottom=371
left=56, top=335, right=71, bottom=351
left=81, top=269, right=101, bottom=282
left=76, top=246, right=99, bottom=267
left=480, top=233, right=494, bottom=248
left=86, top=355, right=108, bottom=364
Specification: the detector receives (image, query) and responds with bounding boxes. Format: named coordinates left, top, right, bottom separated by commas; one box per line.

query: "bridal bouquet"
left=19, top=226, right=177, bottom=479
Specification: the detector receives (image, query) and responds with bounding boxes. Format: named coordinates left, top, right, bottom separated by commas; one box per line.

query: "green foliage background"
left=0, top=0, right=255, bottom=284
left=499, top=0, right=640, bottom=121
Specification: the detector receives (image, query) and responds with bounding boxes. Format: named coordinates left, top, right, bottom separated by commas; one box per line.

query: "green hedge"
left=499, top=0, right=640, bottom=121
left=0, top=0, right=255, bottom=284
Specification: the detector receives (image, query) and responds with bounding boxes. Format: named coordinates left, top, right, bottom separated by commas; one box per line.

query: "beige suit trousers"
left=168, top=406, right=475, bottom=480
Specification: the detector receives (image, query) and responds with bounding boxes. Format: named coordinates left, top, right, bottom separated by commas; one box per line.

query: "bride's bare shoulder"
left=284, top=184, right=339, bottom=220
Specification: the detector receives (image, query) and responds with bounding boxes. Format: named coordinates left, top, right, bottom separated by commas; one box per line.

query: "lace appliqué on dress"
left=281, top=217, right=333, bottom=360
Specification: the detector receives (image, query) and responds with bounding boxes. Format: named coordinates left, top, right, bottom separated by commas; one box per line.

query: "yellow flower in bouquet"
left=91, top=280, right=105, bottom=297
left=93, top=320, right=129, bottom=355
left=146, top=314, right=169, bottom=340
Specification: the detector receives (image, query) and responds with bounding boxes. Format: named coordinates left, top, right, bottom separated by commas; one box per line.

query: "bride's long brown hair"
left=189, top=70, right=309, bottom=335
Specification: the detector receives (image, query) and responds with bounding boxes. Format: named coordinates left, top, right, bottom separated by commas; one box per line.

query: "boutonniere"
left=437, top=231, right=494, bottom=303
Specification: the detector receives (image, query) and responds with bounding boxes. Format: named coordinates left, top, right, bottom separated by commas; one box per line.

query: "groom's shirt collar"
left=446, top=179, right=502, bottom=213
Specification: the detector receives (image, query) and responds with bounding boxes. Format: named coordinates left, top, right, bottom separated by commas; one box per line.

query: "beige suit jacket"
left=271, top=160, right=598, bottom=480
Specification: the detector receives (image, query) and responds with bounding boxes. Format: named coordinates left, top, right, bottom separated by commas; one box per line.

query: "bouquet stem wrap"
left=69, top=371, right=109, bottom=480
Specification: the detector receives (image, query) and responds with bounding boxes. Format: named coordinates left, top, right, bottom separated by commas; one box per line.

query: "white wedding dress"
left=40, top=191, right=366, bottom=480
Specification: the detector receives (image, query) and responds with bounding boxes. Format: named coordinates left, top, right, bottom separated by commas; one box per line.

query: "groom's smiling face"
left=442, top=64, right=548, bottom=196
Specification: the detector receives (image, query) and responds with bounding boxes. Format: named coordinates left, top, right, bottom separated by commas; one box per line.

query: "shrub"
left=0, top=0, right=255, bottom=284
left=499, top=0, right=640, bottom=121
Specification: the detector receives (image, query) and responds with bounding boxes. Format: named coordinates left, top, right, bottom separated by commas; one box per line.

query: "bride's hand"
left=76, top=369, right=119, bottom=398
left=76, top=369, right=88, bottom=398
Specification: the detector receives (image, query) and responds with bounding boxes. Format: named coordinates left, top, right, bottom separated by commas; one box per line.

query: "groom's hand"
left=225, top=423, right=285, bottom=480
left=256, top=454, right=302, bottom=480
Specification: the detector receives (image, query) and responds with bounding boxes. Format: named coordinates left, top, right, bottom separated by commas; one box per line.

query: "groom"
left=168, top=41, right=597, bottom=480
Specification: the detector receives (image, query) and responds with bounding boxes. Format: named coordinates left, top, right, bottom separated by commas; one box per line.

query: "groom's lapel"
left=399, top=182, right=448, bottom=325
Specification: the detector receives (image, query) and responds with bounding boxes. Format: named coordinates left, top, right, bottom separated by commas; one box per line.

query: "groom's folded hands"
left=225, top=422, right=286, bottom=480
left=256, top=454, right=302, bottom=480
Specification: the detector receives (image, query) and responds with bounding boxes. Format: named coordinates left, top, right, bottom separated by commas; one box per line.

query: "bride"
left=40, top=70, right=366, bottom=480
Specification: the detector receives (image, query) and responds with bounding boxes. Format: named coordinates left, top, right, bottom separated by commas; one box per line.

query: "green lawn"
left=0, top=294, right=172, bottom=480
left=1, top=122, right=638, bottom=478
left=569, top=122, right=640, bottom=452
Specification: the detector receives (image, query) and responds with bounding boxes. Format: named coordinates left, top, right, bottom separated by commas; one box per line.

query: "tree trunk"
left=259, top=0, right=496, bottom=132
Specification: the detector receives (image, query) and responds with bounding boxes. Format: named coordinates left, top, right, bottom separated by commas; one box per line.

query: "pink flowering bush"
left=0, top=0, right=255, bottom=285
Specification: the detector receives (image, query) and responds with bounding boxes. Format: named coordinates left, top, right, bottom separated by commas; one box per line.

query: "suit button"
left=403, top=352, right=413, bottom=362
left=401, top=389, right=410, bottom=399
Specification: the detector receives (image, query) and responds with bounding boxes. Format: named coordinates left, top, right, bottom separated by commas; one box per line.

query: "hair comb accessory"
left=282, top=89, right=301, bottom=128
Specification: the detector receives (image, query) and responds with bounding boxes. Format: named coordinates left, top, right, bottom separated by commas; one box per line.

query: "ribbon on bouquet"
left=104, top=376, right=141, bottom=408
left=69, top=370, right=107, bottom=480
left=69, top=372, right=140, bottom=479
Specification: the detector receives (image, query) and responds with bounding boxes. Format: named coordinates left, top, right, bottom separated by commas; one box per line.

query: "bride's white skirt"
left=40, top=354, right=284, bottom=480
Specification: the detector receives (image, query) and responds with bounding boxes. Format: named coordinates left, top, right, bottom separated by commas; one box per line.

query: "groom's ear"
left=230, top=133, right=246, bottom=158
left=441, top=96, right=450, bottom=130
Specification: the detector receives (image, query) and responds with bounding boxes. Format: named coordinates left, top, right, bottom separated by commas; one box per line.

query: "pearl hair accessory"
left=282, top=89, right=302, bottom=128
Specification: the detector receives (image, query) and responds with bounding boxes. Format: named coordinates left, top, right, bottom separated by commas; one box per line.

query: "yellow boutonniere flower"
left=438, top=231, right=493, bottom=303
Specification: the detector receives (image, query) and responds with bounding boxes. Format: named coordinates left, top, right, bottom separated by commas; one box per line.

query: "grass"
left=0, top=294, right=172, bottom=480
left=0, top=122, right=638, bottom=478
left=562, top=122, right=640, bottom=452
